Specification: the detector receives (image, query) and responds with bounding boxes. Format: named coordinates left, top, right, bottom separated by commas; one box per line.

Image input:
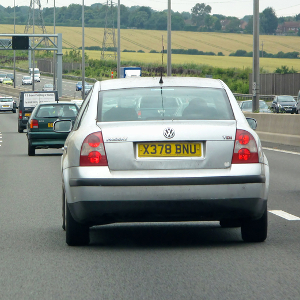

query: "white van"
left=29, top=68, right=40, bottom=82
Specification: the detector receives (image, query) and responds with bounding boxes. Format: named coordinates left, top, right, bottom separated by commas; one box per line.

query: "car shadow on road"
left=88, top=222, right=244, bottom=248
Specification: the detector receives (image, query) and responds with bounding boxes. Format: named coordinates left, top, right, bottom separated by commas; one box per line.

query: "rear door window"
left=97, top=87, right=234, bottom=122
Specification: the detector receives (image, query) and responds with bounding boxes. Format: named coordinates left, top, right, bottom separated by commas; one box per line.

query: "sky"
left=5, top=0, right=300, bottom=19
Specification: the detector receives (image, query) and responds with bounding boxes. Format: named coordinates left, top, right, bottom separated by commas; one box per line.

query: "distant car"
left=42, top=83, right=54, bottom=91
left=22, top=76, right=33, bottom=85
left=0, top=74, right=7, bottom=83
left=76, top=81, right=82, bottom=91
left=71, top=99, right=84, bottom=108
left=6, top=73, right=14, bottom=82
left=271, top=95, right=296, bottom=114
left=0, top=96, right=16, bottom=113
left=240, top=100, right=271, bottom=113
left=26, top=102, right=79, bottom=156
left=32, top=74, right=40, bottom=82
left=54, top=77, right=269, bottom=246
left=84, top=84, right=93, bottom=95
left=2, top=78, right=13, bottom=85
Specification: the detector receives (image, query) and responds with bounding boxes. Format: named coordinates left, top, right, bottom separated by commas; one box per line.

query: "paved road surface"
left=1, top=112, right=300, bottom=299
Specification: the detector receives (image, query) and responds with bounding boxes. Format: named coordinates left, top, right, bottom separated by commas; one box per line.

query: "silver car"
left=55, top=77, right=269, bottom=246
left=0, top=96, right=16, bottom=113
left=22, top=76, right=33, bottom=85
left=240, top=100, right=272, bottom=113
left=42, top=83, right=54, bottom=91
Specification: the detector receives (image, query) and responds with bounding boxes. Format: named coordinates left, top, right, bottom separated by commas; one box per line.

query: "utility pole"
left=32, top=0, right=35, bottom=91
left=53, top=0, right=56, bottom=90
left=167, top=0, right=172, bottom=76
left=117, top=0, right=120, bottom=78
left=82, top=0, right=85, bottom=99
left=101, top=0, right=117, bottom=61
left=13, top=0, right=16, bottom=88
left=252, top=0, right=260, bottom=112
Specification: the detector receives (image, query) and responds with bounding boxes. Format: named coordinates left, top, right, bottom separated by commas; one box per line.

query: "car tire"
left=220, top=219, right=241, bottom=228
left=241, top=208, right=268, bottom=242
left=28, top=142, right=35, bottom=156
left=66, top=195, right=90, bottom=246
left=18, top=124, right=23, bottom=133
left=62, top=189, right=66, bottom=230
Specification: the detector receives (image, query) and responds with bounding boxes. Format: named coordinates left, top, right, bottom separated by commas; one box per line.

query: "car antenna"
left=159, top=35, right=164, bottom=84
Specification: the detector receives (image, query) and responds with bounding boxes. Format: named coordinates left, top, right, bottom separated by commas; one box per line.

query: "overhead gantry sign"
left=0, top=33, right=63, bottom=97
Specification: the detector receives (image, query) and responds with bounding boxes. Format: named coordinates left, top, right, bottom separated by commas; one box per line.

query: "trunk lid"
left=98, top=120, right=237, bottom=170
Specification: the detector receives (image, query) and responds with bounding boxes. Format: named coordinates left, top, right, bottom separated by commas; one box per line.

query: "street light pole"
left=82, top=0, right=85, bottom=99
left=252, top=0, right=260, bottom=112
left=167, top=0, right=171, bottom=76
left=53, top=0, right=56, bottom=90
left=117, top=0, right=120, bottom=78
left=13, top=0, right=16, bottom=88
left=32, top=0, right=35, bottom=91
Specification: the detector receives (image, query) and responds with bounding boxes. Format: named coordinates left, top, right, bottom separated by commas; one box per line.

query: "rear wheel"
left=220, top=219, right=241, bottom=228
left=62, top=189, right=66, bottom=230
left=18, top=124, right=23, bottom=133
left=241, top=208, right=268, bottom=242
left=28, top=142, right=35, bottom=156
left=66, top=196, right=90, bottom=246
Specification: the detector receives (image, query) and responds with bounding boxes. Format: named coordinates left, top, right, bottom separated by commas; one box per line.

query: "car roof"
left=0, top=96, right=13, bottom=99
left=99, top=77, right=224, bottom=91
left=37, top=102, right=78, bottom=107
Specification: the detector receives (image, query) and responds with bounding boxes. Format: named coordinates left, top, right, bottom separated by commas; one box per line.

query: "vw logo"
left=163, top=128, right=175, bottom=139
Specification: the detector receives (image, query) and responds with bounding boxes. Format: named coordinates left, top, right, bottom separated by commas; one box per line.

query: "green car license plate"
left=138, top=142, right=202, bottom=157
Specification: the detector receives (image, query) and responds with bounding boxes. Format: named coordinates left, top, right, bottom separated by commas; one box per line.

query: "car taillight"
left=19, top=110, right=22, bottom=119
left=232, top=129, right=259, bottom=164
left=80, top=132, right=108, bottom=166
left=30, top=119, right=39, bottom=129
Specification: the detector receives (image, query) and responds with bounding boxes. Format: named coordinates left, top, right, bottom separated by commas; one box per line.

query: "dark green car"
left=27, top=102, right=79, bottom=156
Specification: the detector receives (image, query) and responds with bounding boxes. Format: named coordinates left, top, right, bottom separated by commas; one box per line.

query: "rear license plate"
left=48, top=123, right=53, bottom=127
left=138, top=142, right=202, bottom=157
left=2, top=105, right=9, bottom=108
left=25, top=113, right=31, bottom=117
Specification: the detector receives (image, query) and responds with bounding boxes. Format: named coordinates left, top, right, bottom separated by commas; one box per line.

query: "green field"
left=2, top=25, right=300, bottom=72
left=81, top=51, right=300, bottom=73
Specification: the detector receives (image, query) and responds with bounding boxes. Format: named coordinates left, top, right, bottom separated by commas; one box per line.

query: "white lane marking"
left=269, top=210, right=300, bottom=220
left=263, top=147, right=300, bottom=156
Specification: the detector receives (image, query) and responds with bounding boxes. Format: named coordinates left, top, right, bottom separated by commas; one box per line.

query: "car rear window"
left=36, top=104, right=78, bottom=118
left=0, top=98, right=13, bottom=102
left=98, top=87, right=234, bottom=122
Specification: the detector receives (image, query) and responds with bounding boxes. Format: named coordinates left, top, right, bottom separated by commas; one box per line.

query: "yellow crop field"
left=2, top=24, right=300, bottom=72
left=81, top=50, right=300, bottom=73
left=2, top=24, right=300, bottom=55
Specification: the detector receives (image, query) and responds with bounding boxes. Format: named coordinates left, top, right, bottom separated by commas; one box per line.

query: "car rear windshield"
left=278, top=96, right=295, bottom=102
left=0, top=98, right=13, bottom=102
left=36, top=104, right=78, bottom=118
left=98, top=87, right=234, bottom=122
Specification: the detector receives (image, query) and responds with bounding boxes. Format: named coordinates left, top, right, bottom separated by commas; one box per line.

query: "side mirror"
left=53, top=120, right=72, bottom=133
left=246, top=117, right=257, bottom=130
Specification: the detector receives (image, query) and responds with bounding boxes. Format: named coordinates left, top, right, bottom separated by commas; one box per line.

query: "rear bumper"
left=28, top=132, right=68, bottom=148
left=0, top=107, right=13, bottom=111
left=69, top=198, right=267, bottom=225
left=64, top=164, right=269, bottom=226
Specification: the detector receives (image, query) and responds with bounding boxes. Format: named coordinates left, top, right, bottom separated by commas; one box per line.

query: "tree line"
left=1, top=3, right=299, bottom=34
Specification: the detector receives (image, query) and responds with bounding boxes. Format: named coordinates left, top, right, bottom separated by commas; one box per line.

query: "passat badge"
left=163, top=128, right=175, bottom=139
